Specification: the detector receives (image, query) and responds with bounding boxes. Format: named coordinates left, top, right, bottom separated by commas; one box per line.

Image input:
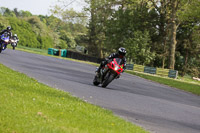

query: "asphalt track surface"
left=0, top=49, right=200, bottom=133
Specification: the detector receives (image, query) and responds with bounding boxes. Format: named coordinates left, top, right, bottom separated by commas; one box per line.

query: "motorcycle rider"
left=12, top=34, right=19, bottom=42
left=10, top=34, right=19, bottom=49
left=96, top=47, right=127, bottom=75
left=0, top=26, right=12, bottom=37
left=0, top=26, right=12, bottom=50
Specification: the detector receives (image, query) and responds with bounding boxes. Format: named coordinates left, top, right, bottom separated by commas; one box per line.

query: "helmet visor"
left=119, top=51, right=126, bottom=56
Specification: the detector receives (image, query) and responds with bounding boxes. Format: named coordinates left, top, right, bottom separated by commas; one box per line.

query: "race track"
left=0, top=49, right=200, bottom=133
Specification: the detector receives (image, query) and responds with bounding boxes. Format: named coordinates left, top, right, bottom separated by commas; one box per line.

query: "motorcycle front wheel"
left=0, top=44, right=3, bottom=53
left=102, top=73, right=115, bottom=88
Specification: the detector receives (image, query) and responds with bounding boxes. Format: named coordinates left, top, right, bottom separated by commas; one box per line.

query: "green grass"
left=126, top=71, right=200, bottom=96
left=17, top=45, right=48, bottom=54
left=0, top=64, right=147, bottom=133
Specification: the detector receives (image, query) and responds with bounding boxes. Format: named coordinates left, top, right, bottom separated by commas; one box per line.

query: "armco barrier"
left=134, top=64, right=144, bottom=72
left=48, top=48, right=54, bottom=55
left=168, top=70, right=178, bottom=78
left=48, top=48, right=102, bottom=63
left=127, top=63, right=178, bottom=78
left=60, top=49, right=67, bottom=57
left=144, top=66, right=156, bottom=74
left=126, top=64, right=134, bottom=70
left=156, top=68, right=169, bottom=77
left=66, top=50, right=102, bottom=63
left=53, top=49, right=59, bottom=56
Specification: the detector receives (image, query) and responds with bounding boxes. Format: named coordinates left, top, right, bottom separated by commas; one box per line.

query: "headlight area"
left=5, top=39, right=9, bottom=43
left=114, top=66, right=119, bottom=71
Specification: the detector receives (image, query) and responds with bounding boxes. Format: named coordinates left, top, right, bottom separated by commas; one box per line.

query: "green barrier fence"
left=53, top=49, right=59, bottom=56
left=48, top=48, right=54, bottom=55
left=60, top=49, right=67, bottom=57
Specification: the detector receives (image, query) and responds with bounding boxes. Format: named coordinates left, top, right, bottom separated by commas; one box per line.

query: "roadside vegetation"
left=0, top=63, right=147, bottom=133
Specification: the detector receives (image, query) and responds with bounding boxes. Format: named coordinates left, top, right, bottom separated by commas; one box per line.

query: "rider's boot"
left=96, top=67, right=101, bottom=77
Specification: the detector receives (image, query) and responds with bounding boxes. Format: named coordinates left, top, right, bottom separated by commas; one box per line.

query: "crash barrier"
left=48, top=48, right=54, bottom=55
left=59, top=49, right=67, bottom=57
left=48, top=48, right=67, bottom=57
left=53, top=49, right=59, bottom=56
left=67, top=50, right=102, bottom=63
left=144, top=66, right=156, bottom=74
left=126, top=64, right=134, bottom=70
left=48, top=48, right=102, bottom=63
left=168, top=70, right=178, bottom=78
left=126, top=64, right=178, bottom=79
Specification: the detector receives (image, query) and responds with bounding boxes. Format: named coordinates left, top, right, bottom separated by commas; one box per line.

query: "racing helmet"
left=118, top=47, right=126, bottom=56
left=7, top=26, right=11, bottom=31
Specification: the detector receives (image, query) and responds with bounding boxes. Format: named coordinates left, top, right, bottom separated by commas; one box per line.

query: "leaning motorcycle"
left=0, top=33, right=10, bottom=53
left=10, top=37, right=18, bottom=50
left=93, top=58, right=124, bottom=88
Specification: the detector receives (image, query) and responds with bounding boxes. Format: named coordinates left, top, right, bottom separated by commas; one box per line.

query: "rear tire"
left=102, top=74, right=114, bottom=88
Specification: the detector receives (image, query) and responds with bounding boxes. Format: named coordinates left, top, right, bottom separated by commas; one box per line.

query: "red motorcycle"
left=93, top=58, right=124, bottom=88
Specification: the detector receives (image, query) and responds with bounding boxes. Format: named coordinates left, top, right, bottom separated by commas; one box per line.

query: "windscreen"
left=115, top=58, right=123, bottom=65
left=1, top=32, right=9, bottom=39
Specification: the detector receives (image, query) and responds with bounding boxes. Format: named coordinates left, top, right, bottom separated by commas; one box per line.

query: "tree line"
left=84, top=0, right=200, bottom=77
left=0, top=7, right=87, bottom=50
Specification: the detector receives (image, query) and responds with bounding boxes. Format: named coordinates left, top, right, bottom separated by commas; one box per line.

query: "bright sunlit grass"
left=0, top=64, right=147, bottom=133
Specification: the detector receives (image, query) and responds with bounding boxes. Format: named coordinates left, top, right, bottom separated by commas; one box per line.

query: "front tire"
left=93, top=75, right=100, bottom=86
left=0, top=44, right=3, bottom=53
left=102, top=73, right=114, bottom=88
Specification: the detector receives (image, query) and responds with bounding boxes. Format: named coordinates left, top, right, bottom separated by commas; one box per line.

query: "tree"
left=13, top=8, right=20, bottom=17
left=19, top=10, right=32, bottom=17
left=148, top=0, right=200, bottom=70
left=50, top=3, right=87, bottom=25
left=125, top=30, right=155, bottom=65
left=3, top=8, right=16, bottom=17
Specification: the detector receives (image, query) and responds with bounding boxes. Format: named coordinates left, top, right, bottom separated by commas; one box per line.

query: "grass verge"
left=0, top=64, right=147, bottom=133
left=126, top=71, right=200, bottom=96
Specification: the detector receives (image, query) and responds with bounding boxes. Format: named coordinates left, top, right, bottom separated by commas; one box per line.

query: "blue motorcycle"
left=0, top=33, right=10, bottom=53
